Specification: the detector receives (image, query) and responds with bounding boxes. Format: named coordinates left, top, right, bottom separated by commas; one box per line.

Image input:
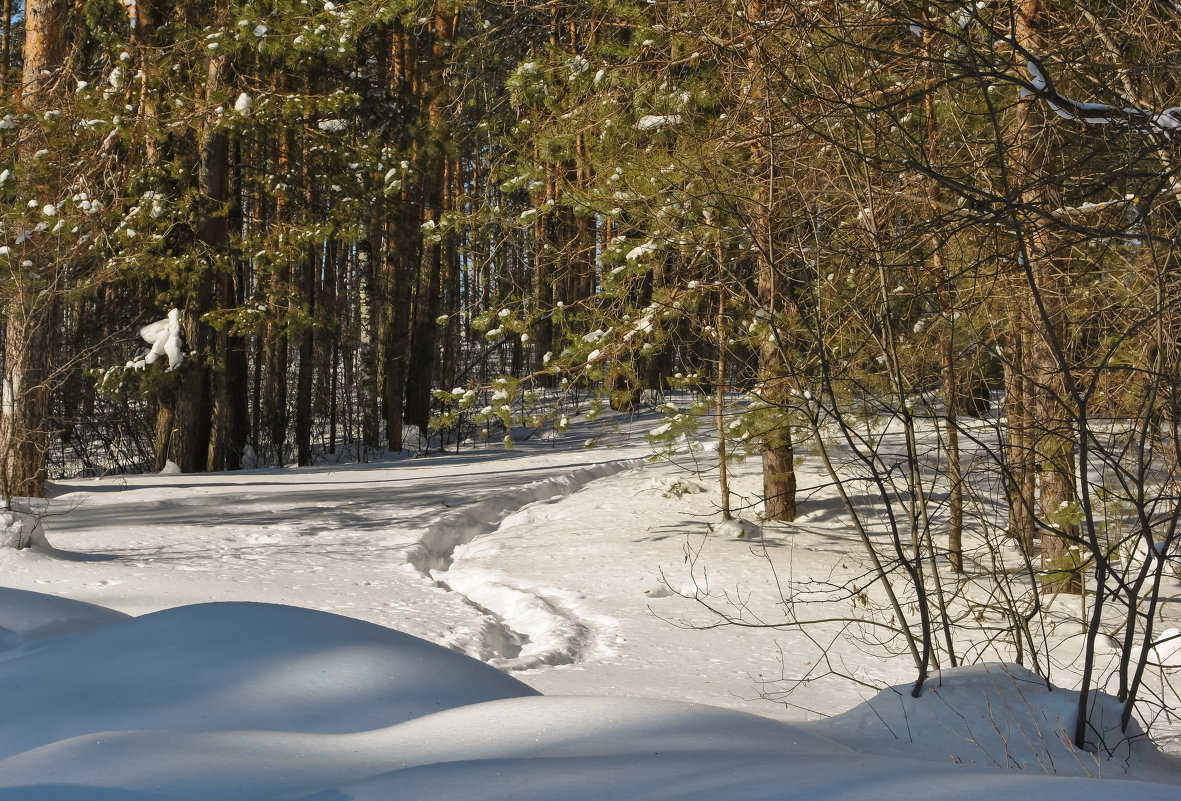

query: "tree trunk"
left=0, top=295, right=55, bottom=502
left=1, top=0, right=69, bottom=501
left=20, top=0, right=67, bottom=97
left=261, top=125, right=297, bottom=467
left=924, top=20, right=963, bottom=572
left=159, top=36, right=226, bottom=473
left=404, top=4, right=453, bottom=433
left=757, top=224, right=796, bottom=522
left=202, top=76, right=238, bottom=473
left=750, top=0, right=795, bottom=522
left=224, top=145, right=250, bottom=470
left=405, top=229, right=443, bottom=432
left=384, top=219, right=415, bottom=452
left=295, top=118, right=317, bottom=467
left=716, top=301, right=731, bottom=522
left=1016, top=0, right=1082, bottom=593
left=1004, top=331, right=1036, bottom=554
left=1, top=0, right=14, bottom=94
left=295, top=279, right=315, bottom=466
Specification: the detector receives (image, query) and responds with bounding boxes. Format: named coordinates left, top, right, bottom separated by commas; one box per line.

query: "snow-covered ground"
left=1, top=410, right=1179, bottom=798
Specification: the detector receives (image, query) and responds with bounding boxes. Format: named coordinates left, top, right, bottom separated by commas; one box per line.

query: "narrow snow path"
left=406, top=458, right=647, bottom=668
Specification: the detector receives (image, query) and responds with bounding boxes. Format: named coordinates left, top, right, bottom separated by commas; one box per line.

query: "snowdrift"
left=0, top=590, right=1176, bottom=800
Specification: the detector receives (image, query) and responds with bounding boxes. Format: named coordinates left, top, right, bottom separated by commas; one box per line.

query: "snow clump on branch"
left=127, top=308, right=187, bottom=372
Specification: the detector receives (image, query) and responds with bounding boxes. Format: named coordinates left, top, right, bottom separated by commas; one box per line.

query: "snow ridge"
left=406, top=457, right=645, bottom=668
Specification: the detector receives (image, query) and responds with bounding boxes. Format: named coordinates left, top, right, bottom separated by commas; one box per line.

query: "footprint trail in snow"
left=406, top=458, right=645, bottom=669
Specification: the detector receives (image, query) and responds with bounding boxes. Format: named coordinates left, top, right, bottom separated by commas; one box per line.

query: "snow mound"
left=0, top=587, right=130, bottom=654
left=815, top=663, right=1171, bottom=779
left=0, top=696, right=848, bottom=801
left=0, top=511, right=50, bottom=550
left=644, top=476, right=707, bottom=497
left=716, top=517, right=762, bottom=539
left=0, top=602, right=537, bottom=761
left=1152, top=628, right=1181, bottom=668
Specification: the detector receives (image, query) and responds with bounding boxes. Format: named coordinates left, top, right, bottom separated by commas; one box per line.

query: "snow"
left=813, top=663, right=1164, bottom=776
left=0, top=411, right=1178, bottom=798
left=1154, top=629, right=1181, bottom=668
left=626, top=239, right=658, bottom=261
left=130, top=308, right=186, bottom=371
left=0, top=511, right=49, bottom=550
left=714, top=516, right=762, bottom=539
left=635, top=114, right=683, bottom=131
left=1025, top=59, right=1181, bottom=136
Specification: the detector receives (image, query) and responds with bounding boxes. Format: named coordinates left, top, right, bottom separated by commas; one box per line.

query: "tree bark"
left=1004, top=331, right=1037, bottom=554
left=261, top=125, right=296, bottom=466
left=1015, top=0, right=1082, bottom=592
left=1, top=0, right=14, bottom=94
left=295, top=117, right=316, bottom=467
left=204, top=85, right=242, bottom=473
left=383, top=23, right=416, bottom=453
left=1, top=0, right=69, bottom=501
left=404, top=4, right=453, bottom=433
left=716, top=301, right=731, bottom=522
left=355, top=236, right=380, bottom=453
left=749, top=0, right=795, bottom=522
left=924, top=19, right=963, bottom=572
left=0, top=293, right=55, bottom=502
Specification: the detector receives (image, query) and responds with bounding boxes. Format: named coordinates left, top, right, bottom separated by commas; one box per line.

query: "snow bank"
left=814, top=663, right=1171, bottom=780
left=0, top=602, right=537, bottom=762
left=0, top=511, right=49, bottom=550
left=715, top=517, right=762, bottom=539
left=0, top=587, right=130, bottom=654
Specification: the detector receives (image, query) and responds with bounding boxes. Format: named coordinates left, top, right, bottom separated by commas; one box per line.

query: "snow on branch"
left=1025, top=59, right=1181, bottom=135
left=635, top=114, right=682, bottom=131
left=127, top=308, right=187, bottom=372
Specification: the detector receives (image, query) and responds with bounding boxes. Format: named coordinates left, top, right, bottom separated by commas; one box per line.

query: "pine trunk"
left=202, top=77, right=237, bottom=473
left=404, top=6, right=452, bottom=433
left=1016, top=0, right=1082, bottom=593
left=1, top=0, right=14, bottom=93
left=749, top=0, right=795, bottom=522
left=1, top=296, right=55, bottom=502
left=295, top=125, right=317, bottom=467
left=1, top=0, right=68, bottom=501
left=924, top=22, right=963, bottom=572
left=383, top=23, right=416, bottom=453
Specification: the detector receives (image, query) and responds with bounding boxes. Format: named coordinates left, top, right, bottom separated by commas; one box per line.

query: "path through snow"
left=406, top=457, right=647, bottom=667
